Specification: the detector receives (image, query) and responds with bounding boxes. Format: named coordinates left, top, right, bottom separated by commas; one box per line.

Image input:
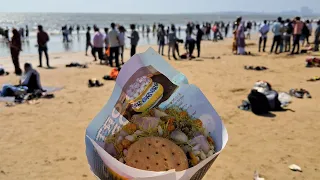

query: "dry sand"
left=0, top=35, right=320, bottom=180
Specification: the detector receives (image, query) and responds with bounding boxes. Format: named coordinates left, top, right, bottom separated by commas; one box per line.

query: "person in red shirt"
left=10, top=28, right=22, bottom=75
left=37, top=25, right=50, bottom=68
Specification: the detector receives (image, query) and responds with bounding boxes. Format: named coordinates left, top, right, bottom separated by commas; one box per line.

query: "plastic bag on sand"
left=278, top=92, right=291, bottom=105
left=85, top=48, right=228, bottom=180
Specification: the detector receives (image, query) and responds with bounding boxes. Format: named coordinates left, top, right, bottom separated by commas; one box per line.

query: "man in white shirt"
left=108, top=23, right=120, bottom=68
left=258, top=20, right=269, bottom=52
left=92, top=27, right=104, bottom=63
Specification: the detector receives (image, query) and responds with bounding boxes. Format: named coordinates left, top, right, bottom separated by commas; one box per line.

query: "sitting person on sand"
left=20, top=63, right=43, bottom=93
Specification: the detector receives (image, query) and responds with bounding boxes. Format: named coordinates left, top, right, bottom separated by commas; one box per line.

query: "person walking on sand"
left=128, top=24, right=139, bottom=57
left=236, top=18, right=246, bottom=55
left=314, top=20, right=320, bottom=52
left=25, top=25, right=29, bottom=40
left=291, top=17, right=303, bottom=55
left=85, top=26, right=92, bottom=56
left=92, top=27, right=104, bottom=63
left=108, top=23, right=120, bottom=67
left=10, top=29, right=22, bottom=75
left=37, top=25, right=50, bottom=68
left=104, top=27, right=109, bottom=51
left=270, top=17, right=282, bottom=54
left=196, top=24, right=204, bottom=57
left=258, top=20, right=269, bottom=52
left=118, top=26, right=126, bottom=64
left=225, top=22, right=229, bottom=37
left=168, top=26, right=177, bottom=60
left=284, top=19, right=293, bottom=52
left=158, top=25, right=165, bottom=55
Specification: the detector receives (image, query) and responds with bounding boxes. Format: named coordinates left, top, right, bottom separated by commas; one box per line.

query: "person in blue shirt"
left=270, top=17, right=282, bottom=54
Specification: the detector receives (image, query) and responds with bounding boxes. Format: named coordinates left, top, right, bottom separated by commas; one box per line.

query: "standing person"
left=236, top=18, right=246, bottom=55
left=186, top=32, right=196, bottom=59
left=291, top=17, right=303, bottom=54
left=212, top=23, right=218, bottom=41
left=108, top=23, right=120, bottom=67
left=146, top=25, right=150, bottom=37
left=168, top=26, right=177, bottom=60
left=284, top=19, right=293, bottom=52
left=69, top=26, right=73, bottom=37
left=92, top=27, right=104, bottom=63
left=10, top=29, right=22, bottom=75
left=118, top=26, right=126, bottom=64
left=246, top=21, right=252, bottom=39
left=301, top=22, right=310, bottom=46
left=25, top=25, right=29, bottom=40
left=225, top=23, right=229, bottom=37
left=270, top=17, right=282, bottom=54
left=37, top=25, right=50, bottom=68
left=62, top=25, right=69, bottom=42
left=279, top=20, right=285, bottom=53
left=258, top=20, right=269, bottom=52
left=4, top=27, right=9, bottom=40
left=152, top=23, right=156, bottom=36
left=85, top=26, right=92, bottom=56
left=128, top=24, right=139, bottom=57
left=314, top=20, right=320, bottom=52
left=76, top=25, right=80, bottom=35
left=196, top=24, right=204, bottom=57
left=104, top=27, right=109, bottom=51
left=306, top=20, right=312, bottom=45
left=19, top=28, right=24, bottom=40
left=142, top=24, right=145, bottom=36
left=158, top=25, right=165, bottom=55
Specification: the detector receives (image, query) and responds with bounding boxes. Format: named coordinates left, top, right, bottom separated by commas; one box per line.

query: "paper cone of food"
left=85, top=48, right=228, bottom=180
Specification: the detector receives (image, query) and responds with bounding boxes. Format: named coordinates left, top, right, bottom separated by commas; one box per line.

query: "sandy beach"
left=0, top=35, right=320, bottom=180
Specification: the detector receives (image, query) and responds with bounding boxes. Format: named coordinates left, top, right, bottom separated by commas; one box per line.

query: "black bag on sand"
left=248, top=89, right=270, bottom=115
left=264, top=90, right=282, bottom=111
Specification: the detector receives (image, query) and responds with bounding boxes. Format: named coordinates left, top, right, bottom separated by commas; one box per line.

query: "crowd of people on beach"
left=1, top=16, right=320, bottom=76
left=256, top=16, right=320, bottom=54
left=230, top=16, right=320, bottom=55
left=3, top=25, right=50, bottom=76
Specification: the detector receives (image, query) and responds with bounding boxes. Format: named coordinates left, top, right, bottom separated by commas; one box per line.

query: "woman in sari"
left=236, top=19, right=246, bottom=55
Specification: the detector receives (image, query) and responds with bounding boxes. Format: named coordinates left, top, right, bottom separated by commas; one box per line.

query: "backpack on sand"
left=248, top=89, right=270, bottom=115
left=264, top=90, right=282, bottom=111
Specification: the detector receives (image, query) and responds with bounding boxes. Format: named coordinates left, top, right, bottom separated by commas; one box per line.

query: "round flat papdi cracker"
left=125, top=137, right=188, bottom=171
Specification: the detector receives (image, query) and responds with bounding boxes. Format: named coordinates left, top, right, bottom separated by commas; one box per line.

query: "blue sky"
left=0, top=0, right=319, bottom=14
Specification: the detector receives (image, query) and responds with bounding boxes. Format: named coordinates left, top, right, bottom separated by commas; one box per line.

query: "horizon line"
left=0, top=11, right=315, bottom=15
